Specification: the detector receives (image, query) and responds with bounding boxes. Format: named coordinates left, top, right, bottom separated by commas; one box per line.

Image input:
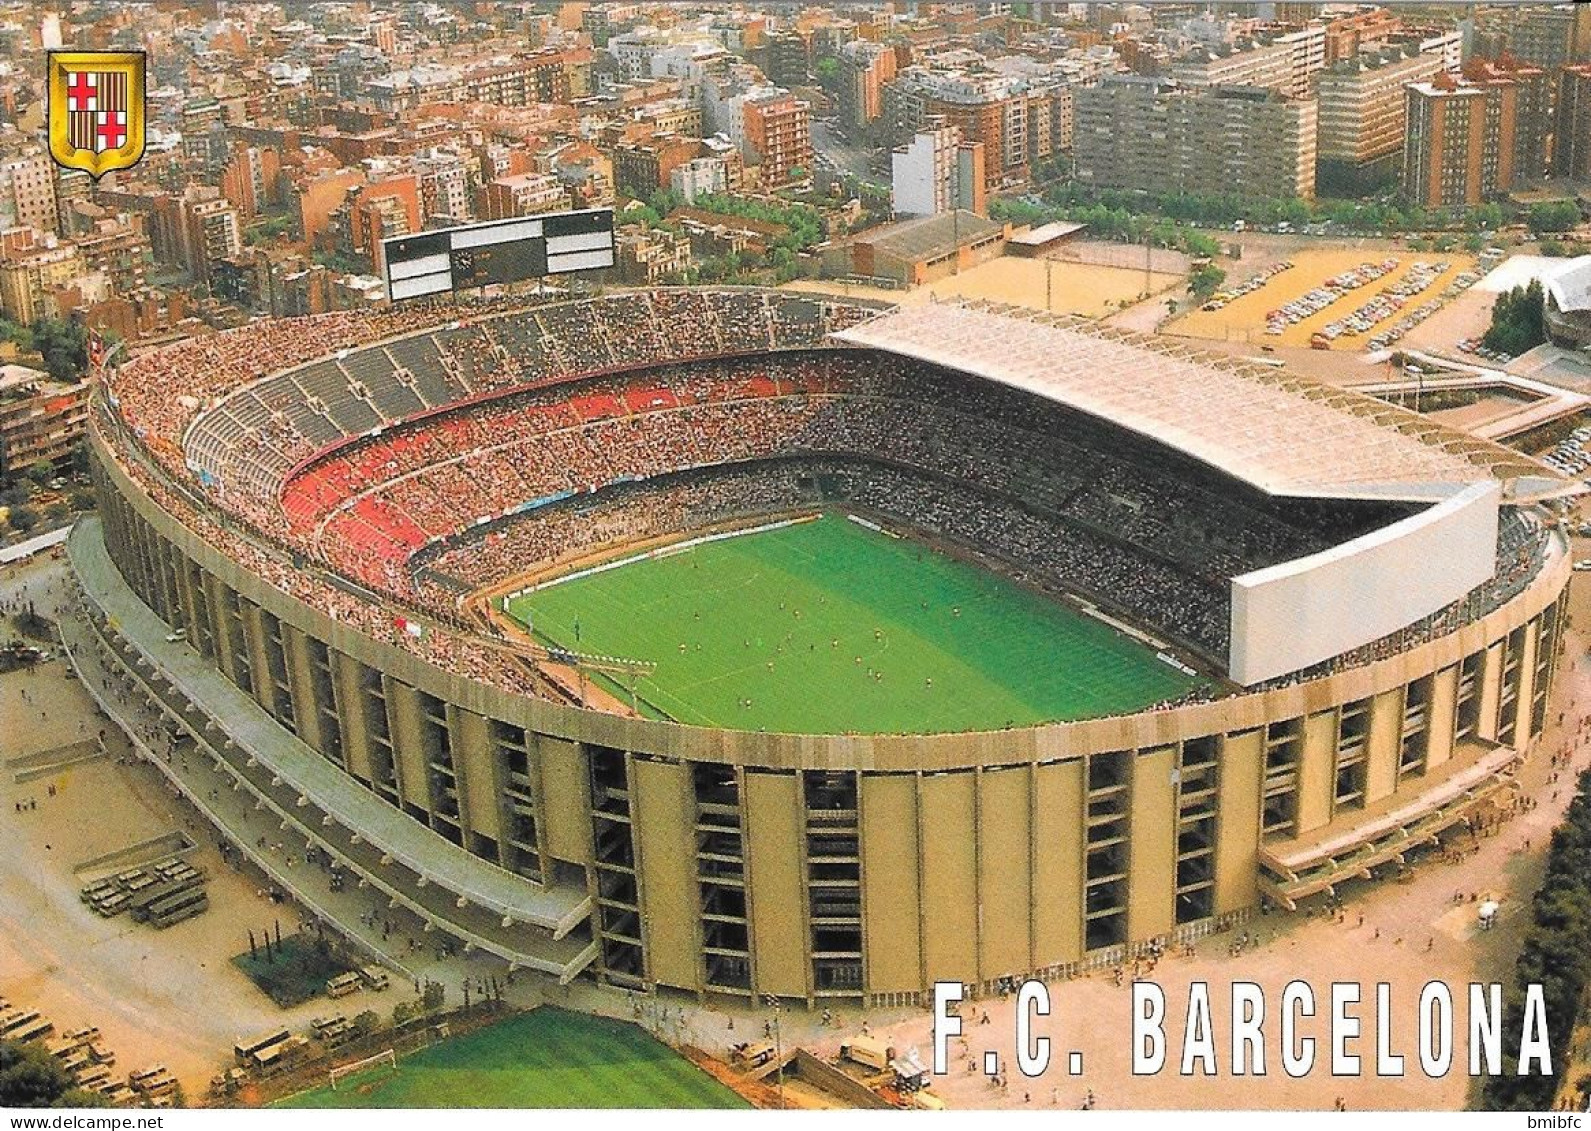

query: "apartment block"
left=1075, top=77, right=1317, bottom=201
left=1555, top=64, right=1591, bottom=180
left=1172, top=25, right=1324, bottom=101
left=836, top=40, right=898, bottom=132
left=891, top=125, right=986, bottom=217
left=742, top=92, right=812, bottom=187
left=1401, top=79, right=1495, bottom=207
left=1314, top=47, right=1443, bottom=195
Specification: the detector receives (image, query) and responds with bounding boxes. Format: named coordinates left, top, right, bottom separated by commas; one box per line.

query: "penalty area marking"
left=505, top=513, right=821, bottom=601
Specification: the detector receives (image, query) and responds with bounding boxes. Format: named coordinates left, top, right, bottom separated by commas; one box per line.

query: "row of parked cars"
left=1267, top=259, right=1400, bottom=335
left=1543, top=426, right=1591, bottom=478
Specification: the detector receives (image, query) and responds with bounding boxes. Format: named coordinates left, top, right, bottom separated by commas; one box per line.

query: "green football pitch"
left=282, top=1009, right=748, bottom=1109
left=506, top=513, right=1203, bottom=734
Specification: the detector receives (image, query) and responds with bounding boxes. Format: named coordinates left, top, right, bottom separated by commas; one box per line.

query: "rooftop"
left=846, top=211, right=1004, bottom=264
left=835, top=302, right=1570, bottom=503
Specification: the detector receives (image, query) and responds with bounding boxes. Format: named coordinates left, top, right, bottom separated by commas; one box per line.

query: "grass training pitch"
left=283, top=1009, right=749, bottom=1109
left=507, top=513, right=1202, bottom=734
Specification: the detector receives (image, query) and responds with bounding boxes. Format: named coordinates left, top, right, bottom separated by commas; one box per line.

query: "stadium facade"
left=73, top=287, right=1575, bottom=1006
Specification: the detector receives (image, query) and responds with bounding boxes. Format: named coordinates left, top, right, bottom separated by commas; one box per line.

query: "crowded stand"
left=94, top=287, right=1559, bottom=710
left=284, top=352, right=1413, bottom=658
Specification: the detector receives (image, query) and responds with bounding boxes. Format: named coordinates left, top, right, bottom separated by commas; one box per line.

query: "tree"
left=814, top=57, right=840, bottom=88
left=1481, top=769, right=1591, bottom=1110
left=0, top=1040, right=109, bottom=1108
left=1188, top=264, right=1227, bottom=298
left=421, top=980, right=445, bottom=1013
left=1529, top=200, right=1581, bottom=235
left=28, top=318, right=87, bottom=383
left=25, top=460, right=54, bottom=485
left=69, top=489, right=95, bottom=512
left=1481, top=279, right=1547, bottom=357
left=352, top=1010, right=380, bottom=1036
left=6, top=504, right=39, bottom=533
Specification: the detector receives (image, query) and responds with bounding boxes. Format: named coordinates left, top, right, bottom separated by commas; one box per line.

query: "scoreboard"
left=382, top=208, right=615, bottom=301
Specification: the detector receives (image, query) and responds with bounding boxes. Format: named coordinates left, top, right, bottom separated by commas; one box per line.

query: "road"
left=809, top=119, right=883, bottom=188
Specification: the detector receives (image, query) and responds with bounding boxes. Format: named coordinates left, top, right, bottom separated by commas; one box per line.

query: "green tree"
left=1481, top=769, right=1591, bottom=1110
left=814, top=56, right=840, bottom=87
left=1188, top=264, right=1227, bottom=298
left=1481, top=279, right=1547, bottom=357
left=7, top=504, right=39, bottom=533
left=1529, top=200, right=1581, bottom=235
left=25, top=459, right=53, bottom=485
left=0, top=1040, right=109, bottom=1108
left=28, top=318, right=88, bottom=382
left=421, top=980, right=445, bottom=1013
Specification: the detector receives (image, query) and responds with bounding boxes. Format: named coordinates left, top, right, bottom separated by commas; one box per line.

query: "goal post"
left=328, top=1048, right=396, bottom=1090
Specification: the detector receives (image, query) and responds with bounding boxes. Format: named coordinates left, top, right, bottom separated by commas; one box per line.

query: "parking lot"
left=1171, top=247, right=1480, bottom=350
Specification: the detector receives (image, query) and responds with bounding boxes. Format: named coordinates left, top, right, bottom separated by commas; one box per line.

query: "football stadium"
left=68, top=285, right=1577, bottom=1005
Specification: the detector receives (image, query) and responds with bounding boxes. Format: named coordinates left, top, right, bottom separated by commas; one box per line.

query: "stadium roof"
left=1546, top=256, right=1591, bottom=314
left=835, top=302, right=1573, bottom=503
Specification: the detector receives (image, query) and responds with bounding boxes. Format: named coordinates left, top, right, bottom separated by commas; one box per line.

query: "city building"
left=1075, top=78, right=1317, bottom=201
left=1171, top=25, right=1324, bottom=101
left=476, top=173, right=571, bottom=221
left=1401, top=68, right=1541, bottom=207
left=891, top=125, right=986, bottom=217
left=1314, top=46, right=1444, bottom=196
left=613, top=135, right=703, bottom=200
left=1555, top=64, right=1591, bottom=181
left=0, top=363, right=87, bottom=478
left=0, top=151, right=60, bottom=236
left=889, top=66, right=1031, bottom=194
left=741, top=92, right=813, bottom=187
left=835, top=40, right=898, bottom=132
left=613, top=224, right=692, bottom=284
left=669, top=157, right=730, bottom=204
left=819, top=210, right=1007, bottom=285
left=0, top=234, right=86, bottom=323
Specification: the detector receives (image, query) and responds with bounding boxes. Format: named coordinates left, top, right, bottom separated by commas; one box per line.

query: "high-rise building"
left=891, top=124, right=986, bottom=217
left=0, top=364, right=87, bottom=478
left=760, top=30, right=810, bottom=87
left=1555, top=64, right=1591, bottom=180
left=180, top=195, right=243, bottom=286
left=1314, top=47, right=1444, bottom=196
left=1075, top=77, right=1317, bottom=201
left=1172, top=25, right=1325, bottom=101
left=1402, top=73, right=1529, bottom=207
left=0, top=151, right=59, bottom=236
left=741, top=92, right=812, bottom=187
left=1464, top=56, right=1550, bottom=185
left=835, top=40, right=898, bottom=132
left=1500, top=4, right=1591, bottom=69
left=890, top=67, right=1031, bottom=194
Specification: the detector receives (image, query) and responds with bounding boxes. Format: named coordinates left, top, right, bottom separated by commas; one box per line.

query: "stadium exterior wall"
left=1229, top=481, right=1501, bottom=685
left=85, top=430, right=1572, bottom=1005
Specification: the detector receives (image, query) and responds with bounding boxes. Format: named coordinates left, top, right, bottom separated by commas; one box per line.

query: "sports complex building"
left=71, top=286, right=1578, bottom=1007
